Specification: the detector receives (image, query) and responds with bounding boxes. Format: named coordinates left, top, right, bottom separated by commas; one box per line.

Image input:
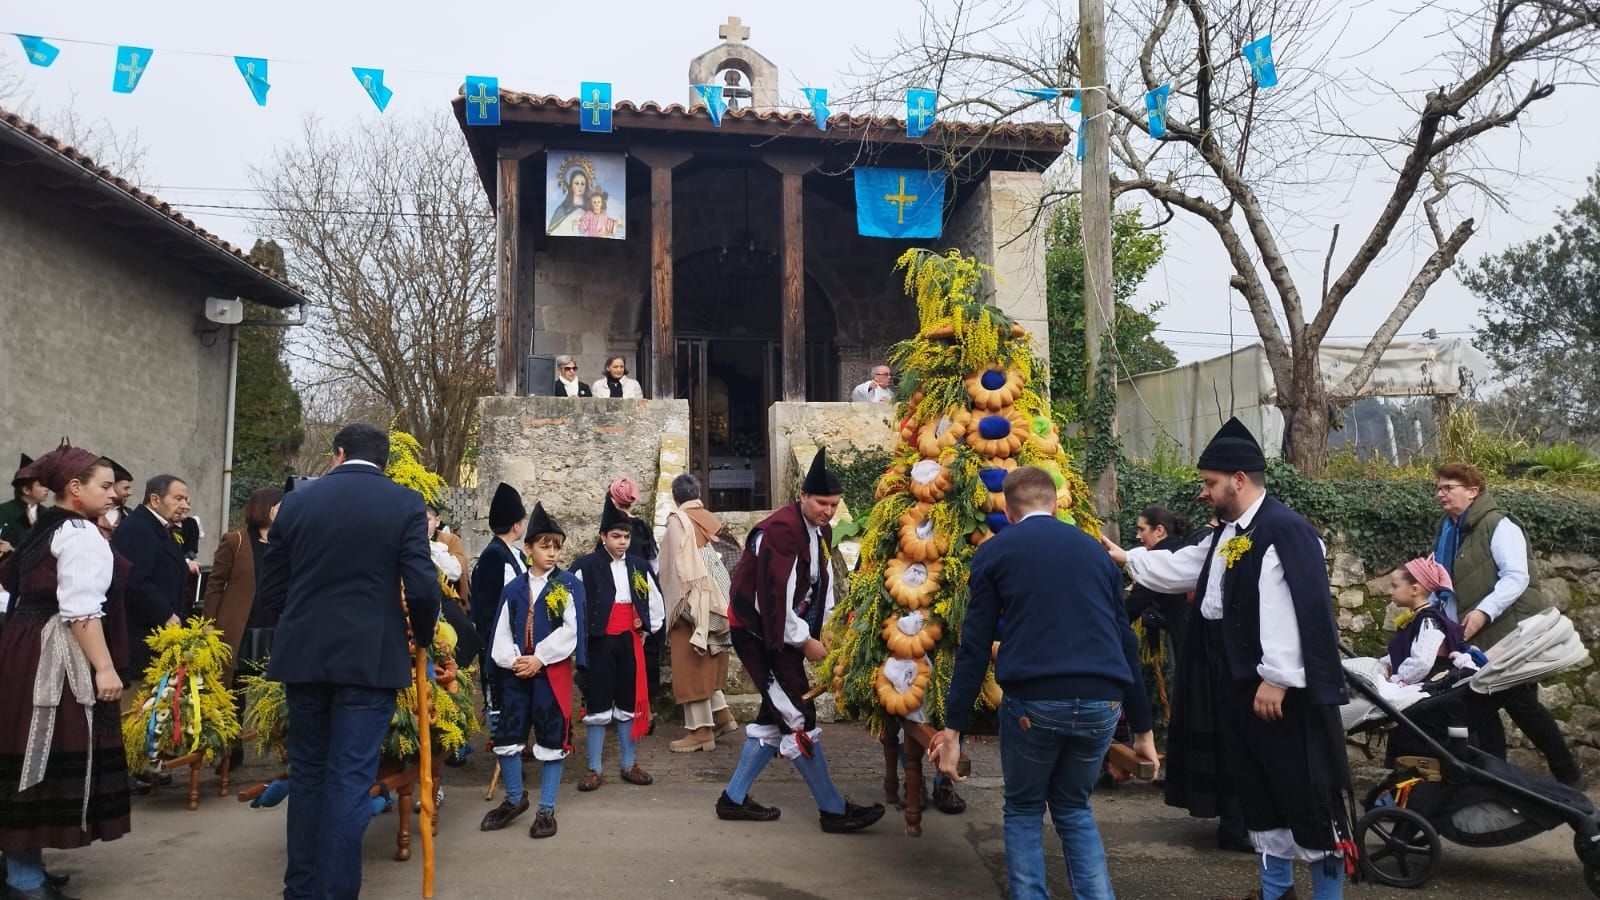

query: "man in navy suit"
left=259, top=423, right=440, bottom=900
left=112, top=474, right=193, bottom=682
left=934, top=465, right=1156, bottom=900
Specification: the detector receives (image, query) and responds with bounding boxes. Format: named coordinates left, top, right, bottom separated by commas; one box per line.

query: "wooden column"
left=633, top=148, right=692, bottom=399
left=494, top=154, right=521, bottom=395
left=765, top=156, right=820, bottom=402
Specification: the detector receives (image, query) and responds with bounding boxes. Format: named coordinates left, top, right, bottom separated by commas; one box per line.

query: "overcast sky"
left=4, top=1, right=1595, bottom=365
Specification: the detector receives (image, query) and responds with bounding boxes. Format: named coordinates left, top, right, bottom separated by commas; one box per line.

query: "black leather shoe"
left=715, top=790, right=781, bottom=822
left=478, top=792, right=529, bottom=831
left=529, top=808, right=557, bottom=839
left=932, top=781, right=967, bottom=815
left=3, top=882, right=79, bottom=900
left=819, top=798, right=886, bottom=833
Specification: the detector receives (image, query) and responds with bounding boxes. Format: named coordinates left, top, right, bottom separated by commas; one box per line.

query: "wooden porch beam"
left=764, top=155, right=820, bottom=402
left=632, top=146, right=693, bottom=399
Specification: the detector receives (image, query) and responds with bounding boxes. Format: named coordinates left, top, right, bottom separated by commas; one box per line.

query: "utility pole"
left=1079, top=0, right=1118, bottom=542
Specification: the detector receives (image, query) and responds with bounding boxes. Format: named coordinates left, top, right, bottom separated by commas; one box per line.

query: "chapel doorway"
left=643, top=246, right=837, bottom=511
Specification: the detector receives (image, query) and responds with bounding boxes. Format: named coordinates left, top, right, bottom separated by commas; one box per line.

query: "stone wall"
left=1330, top=540, right=1600, bottom=775
left=767, top=401, right=897, bottom=504
left=0, top=173, right=232, bottom=561
left=471, top=396, right=689, bottom=562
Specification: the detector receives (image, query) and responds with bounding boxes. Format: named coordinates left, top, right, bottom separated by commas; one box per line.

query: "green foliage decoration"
left=824, top=249, right=1099, bottom=734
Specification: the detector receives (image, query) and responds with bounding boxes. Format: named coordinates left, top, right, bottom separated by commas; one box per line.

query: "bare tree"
left=1, top=63, right=151, bottom=184
left=853, top=0, right=1600, bottom=473
left=249, top=114, right=495, bottom=482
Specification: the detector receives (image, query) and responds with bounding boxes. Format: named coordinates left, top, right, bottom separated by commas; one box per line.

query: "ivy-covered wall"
left=1121, top=461, right=1600, bottom=775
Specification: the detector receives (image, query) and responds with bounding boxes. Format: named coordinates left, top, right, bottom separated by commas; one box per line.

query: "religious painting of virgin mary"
left=546, top=150, right=627, bottom=239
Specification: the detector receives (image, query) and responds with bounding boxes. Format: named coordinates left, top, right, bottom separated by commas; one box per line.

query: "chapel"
left=454, top=17, right=1064, bottom=512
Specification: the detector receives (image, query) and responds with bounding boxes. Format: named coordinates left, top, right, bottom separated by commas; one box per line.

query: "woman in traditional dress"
left=203, top=486, right=282, bottom=771
left=0, top=444, right=130, bottom=900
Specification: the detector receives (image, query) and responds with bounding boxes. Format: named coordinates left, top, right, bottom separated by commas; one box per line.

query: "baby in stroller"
left=1341, top=604, right=1600, bottom=893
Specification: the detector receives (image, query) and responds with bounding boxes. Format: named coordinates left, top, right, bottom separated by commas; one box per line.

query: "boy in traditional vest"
left=479, top=503, right=586, bottom=838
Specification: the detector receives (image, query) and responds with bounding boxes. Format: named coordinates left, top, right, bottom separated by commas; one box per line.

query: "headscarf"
left=608, top=476, right=639, bottom=509
left=1403, top=556, right=1453, bottom=596
left=20, top=441, right=103, bottom=494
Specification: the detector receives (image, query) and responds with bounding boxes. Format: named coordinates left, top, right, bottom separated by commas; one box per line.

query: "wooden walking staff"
left=413, top=645, right=436, bottom=898
left=401, top=586, right=436, bottom=898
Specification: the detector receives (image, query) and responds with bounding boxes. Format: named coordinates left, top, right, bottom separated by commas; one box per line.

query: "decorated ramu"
left=825, top=249, right=1099, bottom=733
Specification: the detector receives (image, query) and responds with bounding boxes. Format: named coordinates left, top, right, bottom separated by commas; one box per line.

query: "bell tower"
left=688, top=16, right=781, bottom=113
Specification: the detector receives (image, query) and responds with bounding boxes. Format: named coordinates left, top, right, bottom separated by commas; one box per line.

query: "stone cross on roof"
left=720, top=16, right=750, bottom=44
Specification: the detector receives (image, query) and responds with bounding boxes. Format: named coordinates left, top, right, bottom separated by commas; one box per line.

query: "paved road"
left=43, top=723, right=1594, bottom=898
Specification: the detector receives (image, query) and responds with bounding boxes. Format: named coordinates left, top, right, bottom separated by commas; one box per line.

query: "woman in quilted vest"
left=1434, top=461, right=1582, bottom=787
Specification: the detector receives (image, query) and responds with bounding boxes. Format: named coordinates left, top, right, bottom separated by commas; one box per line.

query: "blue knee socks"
left=585, top=723, right=605, bottom=773
left=617, top=720, right=638, bottom=769
left=1311, top=856, right=1344, bottom=900
left=791, top=741, right=846, bottom=815
left=725, top=737, right=777, bottom=804
left=499, top=753, right=525, bottom=805
left=1260, top=855, right=1295, bottom=900
left=539, top=759, right=563, bottom=813
left=4, top=849, right=44, bottom=892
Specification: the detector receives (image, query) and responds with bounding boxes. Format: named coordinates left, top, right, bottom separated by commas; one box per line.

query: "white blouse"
left=54, top=518, right=114, bottom=621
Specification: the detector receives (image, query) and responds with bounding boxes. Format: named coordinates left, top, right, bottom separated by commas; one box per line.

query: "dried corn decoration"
left=823, top=249, right=1099, bottom=735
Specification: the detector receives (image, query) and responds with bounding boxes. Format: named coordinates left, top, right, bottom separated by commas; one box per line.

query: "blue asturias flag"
left=579, top=81, right=612, bottom=132
left=353, top=67, right=393, bottom=112
left=906, top=88, right=936, bottom=138
left=235, top=56, right=270, bottom=107
left=16, top=35, right=59, bottom=67
left=1243, top=34, right=1278, bottom=89
left=112, top=46, right=152, bottom=94
left=855, top=168, right=946, bottom=239
left=696, top=84, right=727, bottom=126
left=464, top=75, right=499, bottom=126
left=1015, top=87, right=1063, bottom=102
left=1145, top=83, right=1171, bottom=138
left=802, top=87, right=829, bottom=131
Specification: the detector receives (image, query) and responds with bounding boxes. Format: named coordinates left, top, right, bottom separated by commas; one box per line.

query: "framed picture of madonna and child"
left=545, top=150, right=627, bottom=239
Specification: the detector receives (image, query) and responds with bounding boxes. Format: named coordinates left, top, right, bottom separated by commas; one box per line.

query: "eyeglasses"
left=560, top=365, right=577, bottom=371
left=1435, top=483, right=1466, bottom=495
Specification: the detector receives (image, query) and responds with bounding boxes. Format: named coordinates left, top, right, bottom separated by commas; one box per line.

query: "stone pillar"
left=946, top=171, right=1050, bottom=360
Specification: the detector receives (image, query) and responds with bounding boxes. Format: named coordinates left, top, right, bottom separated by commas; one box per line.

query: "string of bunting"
left=7, top=29, right=1280, bottom=142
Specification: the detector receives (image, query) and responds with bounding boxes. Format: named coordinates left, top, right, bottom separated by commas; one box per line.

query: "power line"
left=168, top=201, right=493, bottom=220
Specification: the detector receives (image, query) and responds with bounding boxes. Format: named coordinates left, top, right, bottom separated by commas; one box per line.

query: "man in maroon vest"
left=714, top=449, right=884, bottom=833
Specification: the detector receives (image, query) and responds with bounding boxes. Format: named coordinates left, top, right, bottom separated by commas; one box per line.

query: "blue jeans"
left=999, top=696, right=1121, bottom=900
left=284, top=683, right=397, bottom=900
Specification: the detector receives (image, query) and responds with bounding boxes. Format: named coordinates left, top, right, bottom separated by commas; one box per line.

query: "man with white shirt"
left=1103, top=418, right=1351, bottom=900
left=849, top=364, right=893, bottom=403
left=715, top=449, right=886, bottom=833
left=571, top=496, right=663, bottom=790
left=1433, top=462, right=1578, bottom=787
left=470, top=483, right=529, bottom=726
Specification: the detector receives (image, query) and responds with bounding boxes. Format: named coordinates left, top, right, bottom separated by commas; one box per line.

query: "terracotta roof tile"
left=476, top=90, right=1068, bottom=145
left=0, top=106, right=307, bottom=306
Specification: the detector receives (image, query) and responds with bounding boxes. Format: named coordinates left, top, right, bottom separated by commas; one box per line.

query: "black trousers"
left=1468, top=682, right=1581, bottom=783
left=582, top=632, right=638, bottom=716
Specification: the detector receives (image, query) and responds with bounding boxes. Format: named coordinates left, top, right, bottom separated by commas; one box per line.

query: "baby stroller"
left=1340, top=609, right=1600, bottom=893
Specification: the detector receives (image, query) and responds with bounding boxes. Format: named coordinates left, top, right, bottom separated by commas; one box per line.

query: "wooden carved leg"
left=187, top=759, right=202, bottom=811
left=395, top=781, right=413, bottom=861
left=880, top=731, right=901, bottom=808
left=902, top=733, right=925, bottom=838
left=218, top=751, right=232, bottom=798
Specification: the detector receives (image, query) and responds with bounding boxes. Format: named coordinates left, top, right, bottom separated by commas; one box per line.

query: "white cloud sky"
left=4, top=0, right=1595, bottom=365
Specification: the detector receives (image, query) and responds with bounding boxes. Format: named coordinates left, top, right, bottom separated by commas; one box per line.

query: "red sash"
left=605, top=603, right=651, bottom=739
left=543, top=658, right=576, bottom=752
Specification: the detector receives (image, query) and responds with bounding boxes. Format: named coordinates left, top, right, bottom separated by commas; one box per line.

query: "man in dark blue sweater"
left=935, top=466, right=1155, bottom=900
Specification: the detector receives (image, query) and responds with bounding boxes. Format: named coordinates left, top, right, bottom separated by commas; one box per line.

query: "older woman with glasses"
left=553, top=355, right=592, bottom=398
left=1432, top=461, right=1582, bottom=787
